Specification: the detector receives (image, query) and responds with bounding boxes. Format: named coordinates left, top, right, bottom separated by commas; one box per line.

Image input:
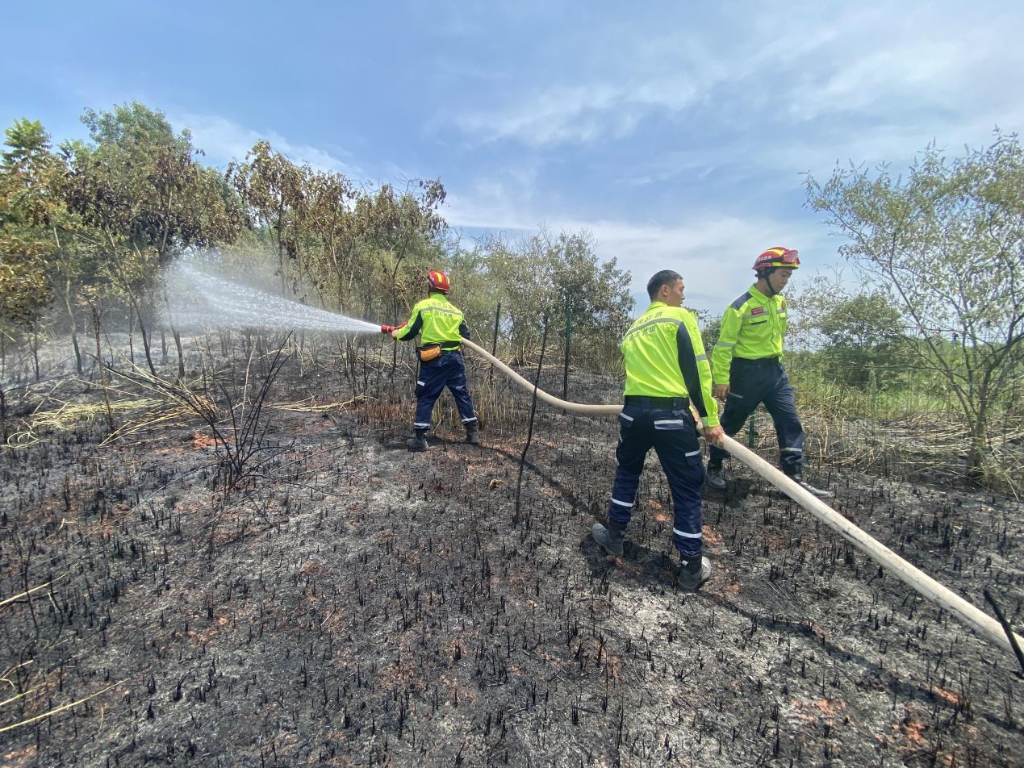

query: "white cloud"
left=171, top=112, right=361, bottom=177
left=443, top=193, right=828, bottom=314
left=446, top=1, right=1024, bottom=156
left=455, top=81, right=687, bottom=147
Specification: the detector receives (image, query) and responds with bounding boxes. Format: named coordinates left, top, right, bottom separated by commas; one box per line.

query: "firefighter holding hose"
left=593, top=270, right=725, bottom=591
left=381, top=270, right=479, bottom=451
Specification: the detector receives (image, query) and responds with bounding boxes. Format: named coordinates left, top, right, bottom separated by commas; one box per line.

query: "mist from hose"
left=163, top=263, right=380, bottom=335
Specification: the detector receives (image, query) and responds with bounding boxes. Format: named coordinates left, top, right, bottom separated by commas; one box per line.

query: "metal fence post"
left=489, top=301, right=501, bottom=386
left=562, top=303, right=572, bottom=400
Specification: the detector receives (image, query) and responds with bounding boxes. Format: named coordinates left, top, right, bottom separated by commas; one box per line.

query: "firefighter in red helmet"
left=707, top=248, right=831, bottom=498
left=380, top=270, right=479, bottom=451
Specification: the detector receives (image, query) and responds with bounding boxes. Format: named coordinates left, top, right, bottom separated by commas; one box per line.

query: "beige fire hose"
left=462, top=338, right=1024, bottom=658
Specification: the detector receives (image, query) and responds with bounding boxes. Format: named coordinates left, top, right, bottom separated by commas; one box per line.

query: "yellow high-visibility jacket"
left=395, top=293, right=471, bottom=347
left=621, top=302, right=719, bottom=428
left=711, top=285, right=788, bottom=384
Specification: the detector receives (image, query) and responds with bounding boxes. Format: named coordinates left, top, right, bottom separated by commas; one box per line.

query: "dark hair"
left=646, top=270, right=682, bottom=300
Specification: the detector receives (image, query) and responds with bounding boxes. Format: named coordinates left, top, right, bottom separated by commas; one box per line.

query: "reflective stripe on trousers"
left=709, top=359, right=804, bottom=472
left=607, top=405, right=705, bottom=558
left=413, top=352, right=477, bottom=430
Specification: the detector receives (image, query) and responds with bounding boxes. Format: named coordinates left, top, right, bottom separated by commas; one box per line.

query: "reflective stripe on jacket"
left=395, top=293, right=470, bottom=346
left=620, top=302, right=719, bottom=428
left=711, top=285, right=788, bottom=384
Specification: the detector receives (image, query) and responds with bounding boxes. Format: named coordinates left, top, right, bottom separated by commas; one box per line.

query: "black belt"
left=624, top=395, right=689, bottom=408
left=734, top=356, right=780, bottom=367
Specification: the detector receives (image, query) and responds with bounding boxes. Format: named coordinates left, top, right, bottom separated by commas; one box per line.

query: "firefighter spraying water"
left=380, top=270, right=480, bottom=451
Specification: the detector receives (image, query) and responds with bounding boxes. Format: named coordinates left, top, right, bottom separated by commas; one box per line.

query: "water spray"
left=162, top=264, right=1023, bottom=659
left=164, top=263, right=380, bottom=335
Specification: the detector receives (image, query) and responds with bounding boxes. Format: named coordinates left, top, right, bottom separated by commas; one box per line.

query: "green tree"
left=700, top=314, right=722, bottom=351
left=481, top=234, right=555, bottom=364
left=816, top=293, right=909, bottom=391
left=480, top=231, right=633, bottom=366
left=226, top=141, right=308, bottom=297
left=354, top=179, right=448, bottom=318
left=0, top=119, right=62, bottom=377
left=789, top=273, right=912, bottom=391
left=1, top=119, right=56, bottom=315
left=64, top=102, right=242, bottom=374
left=297, top=168, right=359, bottom=312
left=548, top=231, right=633, bottom=369
left=806, top=133, right=1024, bottom=480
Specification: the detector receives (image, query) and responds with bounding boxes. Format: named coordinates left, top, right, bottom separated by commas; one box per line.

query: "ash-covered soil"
left=1, top=353, right=1022, bottom=767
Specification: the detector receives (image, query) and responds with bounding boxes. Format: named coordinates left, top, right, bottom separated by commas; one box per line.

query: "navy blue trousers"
left=708, top=358, right=805, bottom=474
left=607, top=404, right=705, bottom=559
left=413, top=351, right=477, bottom=431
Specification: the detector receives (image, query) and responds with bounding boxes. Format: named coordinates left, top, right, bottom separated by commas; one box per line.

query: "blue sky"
left=3, top=0, right=1022, bottom=313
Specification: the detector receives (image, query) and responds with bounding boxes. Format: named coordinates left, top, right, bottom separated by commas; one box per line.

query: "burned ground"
left=1, top=350, right=1023, bottom=766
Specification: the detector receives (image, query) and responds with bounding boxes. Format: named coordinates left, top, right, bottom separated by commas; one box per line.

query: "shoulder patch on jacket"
left=730, top=292, right=752, bottom=311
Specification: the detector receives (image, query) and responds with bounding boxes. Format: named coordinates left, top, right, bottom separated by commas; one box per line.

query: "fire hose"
left=460, top=338, right=1024, bottom=660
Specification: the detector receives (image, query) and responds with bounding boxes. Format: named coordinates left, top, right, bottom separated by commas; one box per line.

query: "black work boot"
left=706, top=464, right=726, bottom=490
left=789, top=469, right=832, bottom=499
left=406, top=430, right=428, bottom=452
left=592, top=520, right=626, bottom=556
left=465, top=423, right=480, bottom=445
left=678, top=555, right=712, bottom=591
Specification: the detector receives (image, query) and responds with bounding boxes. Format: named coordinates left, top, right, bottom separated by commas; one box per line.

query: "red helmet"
left=427, top=270, right=450, bottom=293
left=753, top=247, right=800, bottom=272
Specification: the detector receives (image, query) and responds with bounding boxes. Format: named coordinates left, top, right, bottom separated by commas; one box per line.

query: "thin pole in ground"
left=489, top=301, right=501, bottom=387
left=562, top=303, right=572, bottom=400
left=984, top=588, right=1024, bottom=675
left=513, top=315, right=549, bottom=528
